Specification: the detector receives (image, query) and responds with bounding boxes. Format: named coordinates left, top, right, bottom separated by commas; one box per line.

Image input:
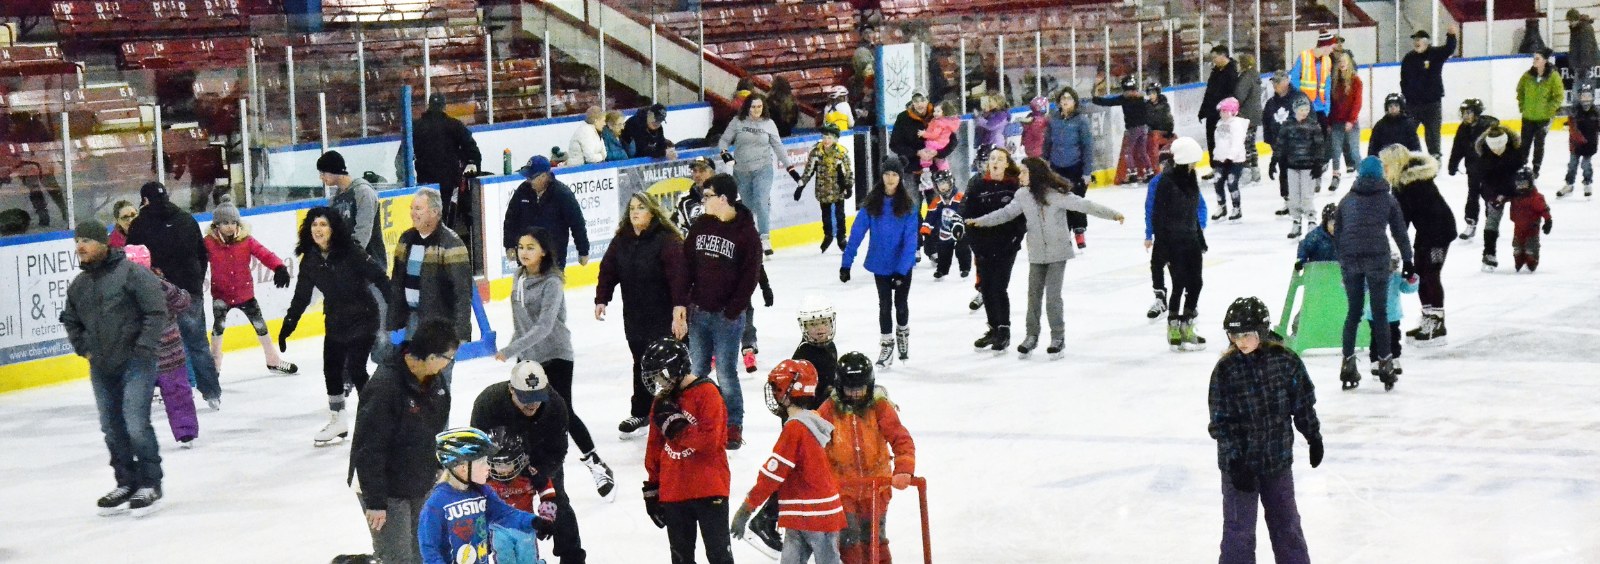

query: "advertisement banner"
left=480, top=167, right=619, bottom=280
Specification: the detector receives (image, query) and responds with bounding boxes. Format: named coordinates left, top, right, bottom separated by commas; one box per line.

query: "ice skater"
left=1364, top=252, right=1418, bottom=376
left=125, top=245, right=199, bottom=448
left=1143, top=152, right=1208, bottom=321
left=920, top=171, right=971, bottom=280
left=795, top=124, right=856, bottom=252
left=1509, top=168, right=1554, bottom=272
left=203, top=202, right=295, bottom=375
left=1379, top=147, right=1455, bottom=346
left=1447, top=99, right=1500, bottom=240
left=1559, top=88, right=1598, bottom=198
left=1473, top=125, right=1525, bottom=271
left=1149, top=138, right=1210, bottom=352
left=818, top=353, right=916, bottom=564
left=1209, top=97, right=1249, bottom=221
left=417, top=427, right=553, bottom=564
left=1278, top=98, right=1325, bottom=239
left=1334, top=157, right=1414, bottom=390
left=841, top=156, right=920, bottom=369
left=730, top=361, right=846, bottom=562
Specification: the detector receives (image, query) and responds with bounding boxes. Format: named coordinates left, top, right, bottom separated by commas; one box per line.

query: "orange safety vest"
left=1295, top=50, right=1333, bottom=107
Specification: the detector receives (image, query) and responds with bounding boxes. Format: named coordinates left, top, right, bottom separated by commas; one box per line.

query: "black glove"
left=1448, top=163, right=1458, bottom=176
left=278, top=317, right=299, bottom=352
left=761, top=281, right=774, bottom=308
left=273, top=265, right=291, bottom=288
left=652, top=399, right=690, bottom=440
left=839, top=268, right=851, bottom=283
left=788, top=168, right=803, bottom=183
left=1401, top=260, right=1415, bottom=279
left=642, top=482, right=666, bottom=528
left=729, top=505, right=752, bottom=539
left=1228, top=459, right=1256, bottom=493
left=1543, top=218, right=1553, bottom=234
left=720, top=151, right=734, bottom=163
left=1308, top=436, right=1324, bottom=469
left=1267, top=157, right=1278, bottom=180
left=890, top=273, right=908, bottom=288
left=1293, top=260, right=1305, bottom=273
left=793, top=186, right=805, bottom=201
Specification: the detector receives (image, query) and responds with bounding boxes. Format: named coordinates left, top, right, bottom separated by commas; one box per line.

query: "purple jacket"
left=977, top=110, right=1009, bottom=149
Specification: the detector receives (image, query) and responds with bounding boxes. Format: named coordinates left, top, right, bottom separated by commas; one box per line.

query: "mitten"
left=788, top=168, right=803, bottom=182
left=1308, top=436, right=1325, bottom=468
left=273, top=265, right=291, bottom=288
left=839, top=268, right=851, bottom=283
left=1401, top=260, right=1415, bottom=279
left=1543, top=218, right=1553, bottom=234
left=720, top=151, right=734, bottom=163
left=1293, top=260, right=1305, bottom=273
left=793, top=186, right=805, bottom=201
left=1228, top=459, right=1256, bottom=493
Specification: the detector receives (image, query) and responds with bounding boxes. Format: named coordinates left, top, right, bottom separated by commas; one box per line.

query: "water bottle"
left=502, top=148, right=512, bottom=175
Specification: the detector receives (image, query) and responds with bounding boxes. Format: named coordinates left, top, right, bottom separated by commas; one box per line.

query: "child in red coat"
left=204, top=203, right=295, bottom=374
left=1509, top=172, right=1554, bottom=272
left=640, top=338, right=734, bottom=564
left=732, top=360, right=846, bottom=562
left=485, top=430, right=557, bottom=564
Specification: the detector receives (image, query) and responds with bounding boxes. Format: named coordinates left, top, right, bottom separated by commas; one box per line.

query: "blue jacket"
left=1364, top=272, right=1418, bottom=322
left=1335, top=175, right=1414, bottom=273
left=601, top=128, right=630, bottom=161
left=1144, top=172, right=1207, bottom=240
left=843, top=197, right=920, bottom=277
left=1044, top=111, right=1094, bottom=171
left=418, top=482, right=539, bottom=564
left=1296, top=224, right=1337, bottom=263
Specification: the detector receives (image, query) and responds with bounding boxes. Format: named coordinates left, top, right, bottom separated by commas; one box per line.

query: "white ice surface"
left=3, top=133, right=1599, bottom=563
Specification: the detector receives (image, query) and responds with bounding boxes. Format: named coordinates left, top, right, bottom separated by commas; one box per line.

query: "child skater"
left=203, top=202, right=294, bottom=374
left=730, top=360, right=846, bottom=562
left=918, top=100, right=962, bottom=174
left=819, top=353, right=917, bottom=564
left=920, top=170, right=971, bottom=280
left=1509, top=167, right=1554, bottom=272
left=1210, top=97, right=1250, bottom=221
left=1021, top=96, right=1050, bottom=159
left=795, top=124, right=855, bottom=252
left=1560, top=88, right=1599, bottom=198
left=1365, top=251, right=1418, bottom=376
left=485, top=428, right=557, bottom=564
left=125, top=245, right=199, bottom=447
left=418, top=427, right=554, bottom=564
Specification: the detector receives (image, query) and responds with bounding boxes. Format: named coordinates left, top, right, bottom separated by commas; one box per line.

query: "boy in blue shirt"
left=418, top=427, right=554, bottom=564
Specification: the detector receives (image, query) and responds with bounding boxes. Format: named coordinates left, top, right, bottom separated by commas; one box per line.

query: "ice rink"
left=3, top=133, right=1598, bottom=563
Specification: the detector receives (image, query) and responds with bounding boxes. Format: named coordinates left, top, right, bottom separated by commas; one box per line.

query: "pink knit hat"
left=125, top=244, right=152, bottom=268
left=1216, top=97, right=1240, bottom=114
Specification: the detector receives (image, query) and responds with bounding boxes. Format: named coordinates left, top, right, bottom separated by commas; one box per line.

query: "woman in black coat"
left=280, top=207, right=392, bottom=444
left=1380, top=147, right=1456, bottom=344
left=594, top=192, right=690, bottom=437
left=961, top=148, right=1025, bottom=351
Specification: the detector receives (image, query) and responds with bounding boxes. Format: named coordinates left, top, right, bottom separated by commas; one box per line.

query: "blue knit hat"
left=1357, top=156, right=1385, bottom=179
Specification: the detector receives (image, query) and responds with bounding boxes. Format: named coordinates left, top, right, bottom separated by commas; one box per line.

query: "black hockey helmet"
left=1321, top=203, right=1338, bottom=226
left=1120, top=76, right=1139, bottom=92
left=835, top=352, right=876, bottom=410
left=1144, top=81, right=1162, bottom=96
left=1384, top=93, right=1406, bottom=112
left=487, top=427, right=528, bottom=482
left=640, top=337, right=691, bottom=397
left=1459, top=98, right=1485, bottom=117
left=1223, top=297, right=1272, bottom=336
left=1515, top=166, right=1536, bottom=192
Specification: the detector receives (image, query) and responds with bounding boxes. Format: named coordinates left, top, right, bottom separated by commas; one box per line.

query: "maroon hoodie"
left=684, top=203, right=762, bottom=319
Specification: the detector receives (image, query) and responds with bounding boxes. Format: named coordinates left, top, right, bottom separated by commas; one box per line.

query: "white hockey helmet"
left=797, top=295, right=837, bottom=345
left=1170, top=136, right=1203, bottom=166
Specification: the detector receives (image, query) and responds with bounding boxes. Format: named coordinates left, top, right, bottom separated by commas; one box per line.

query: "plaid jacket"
left=1207, top=342, right=1321, bottom=477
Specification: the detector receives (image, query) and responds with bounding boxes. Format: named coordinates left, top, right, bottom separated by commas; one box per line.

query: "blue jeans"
left=90, top=355, right=163, bottom=488
left=1329, top=124, right=1361, bottom=173
left=491, top=523, right=544, bottom=564
left=1342, top=269, right=1392, bottom=359
left=1219, top=469, right=1309, bottom=564
left=176, top=296, right=222, bottom=400
left=733, top=167, right=774, bottom=244
left=688, top=306, right=746, bottom=427
left=1566, top=154, right=1593, bottom=185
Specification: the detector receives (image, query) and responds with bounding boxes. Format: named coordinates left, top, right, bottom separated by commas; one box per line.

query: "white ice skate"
left=314, top=410, right=349, bottom=447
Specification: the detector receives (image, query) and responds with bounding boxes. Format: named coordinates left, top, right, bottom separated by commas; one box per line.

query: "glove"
left=761, top=281, right=774, bottom=308
left=1543, top=218, right=1553, bottom=234
left=1293, top=260, right=1305, bottom=273
left=1401, top=260, right=1415, bottom=279
left=642, top=482, right=666, bottom=528
left=793, top=186, right=805, bottom=201
left=273, top=265, right=291, bottom=288
left=1228, top=459, right=1256, bottom=493
left=1308, top=436, right=1324, bottom=469
left=729, top=505, right=753, bottom=539
left=788, top=168, right=803, bottom=182
left=652, top=399, right=690, bottom=440
left=839, top=268, right=851, bottom=283
left=1448, top=162, right=1458, bottom=176
left=535, top=500, right=558, bottom=539
left=278, top=317, right=299, bottom=352
left=1267, top=157, right=1278, bottom=180
left=720, top=151, right=734, bottom=163
left=890, top=273, right=908, bottom=288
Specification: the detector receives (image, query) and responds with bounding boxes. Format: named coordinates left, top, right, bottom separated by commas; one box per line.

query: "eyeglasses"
left=429, top=352, right=456, bottom=363
left=117, top=213, right=138, bottom=221
left=702, top=191, right=721, bottom=200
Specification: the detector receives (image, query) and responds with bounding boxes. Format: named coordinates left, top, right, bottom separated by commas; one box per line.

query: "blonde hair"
left=605, top=110, right=625, bottom=128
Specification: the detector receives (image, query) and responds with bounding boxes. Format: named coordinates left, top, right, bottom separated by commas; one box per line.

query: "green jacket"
left=1516, top=68, right=1565, bottom=122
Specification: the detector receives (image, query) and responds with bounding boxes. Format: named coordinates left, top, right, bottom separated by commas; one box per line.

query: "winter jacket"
left=674, top=183, right=705, bottom=237
left=685, top=204, right=763, bottom=320
left=1149, top=169, right=1208, bottom=252
left=412, top=109, right=482, bottom=186
left=1571, top=18, right=1599, bottom=78
left=1400, top=32, right=1457, bottom=103
left=203, top=229, right=286, bottom=307
left=1043, top=111, right=1094, bottom=171
left=567, top=123, right=607, bottom=166
left=771, top=96, right=801, bottom=138
left=485, top=473, right=556, bottom=512
left=961, top=175, right=1026, bottom=258
left=502, top=179, right=590, bottom=264
left=155, top=278, right=189, bottom=372
left=823, top=100, right=854, bottom=132
left=817, top=390, right=916, bottom=504
left=330, top=178, right=386, bottom=266
left=922, top=115, right=961, bottom=154
left=1475, top=130, right=1525, bottom=201
left=1146, top=96, right=1175, bottom=133
left=601, top=128, right=630, bottom=161
left=842, top=197, right=920, bottom=276
left=1143, top=172, right=1207, bottom=241
left=1261, top=89, right=1310, bottom=147
left=418, top=482, right=540, bottom=564
left=1091, top=94, right=1150, bottom=129
left=921, top=191, right=965, bottom=243
left=970, top=186, right=1119, bottom=264
left=387, top=226, right=474, bottom=342
left=717, top=117, right=788, bottom=173
left=1571, top=104, right=1600, bottom=157
left=499, top=270, right=573, bottom=363
left=595, top=225, right=689, bottom=342
left=1021, top=110, right=1050, bottom=157
left=1329, top=76, right=1363, bottom=125
left=791, top=341, right=837, bottom=410
left=739, top=411, right=846, bottom=532
left=1296, top=225, right=1338, bottom=263
left=1277, top=118, right=1327, bottom=171
left=109, top=228, right=128, bottom=249
left=975, top=109, right=1011, bottom=148
left=125, top=200, right=208, bottom=297
left=1211, top=116, right=1250, bottom=164
left=646, top=378, right=731, bottom=503
left=1510, top=189, right=1553, bottom=241
left=472, top=381, right=571, bottom=480
left=621, top=110, right=674, bottom=159
left=1448, top=116, right=1500, bottom=174
left=889, top=108, right=954, bottom=170
left=1335, top=175, right=1415, bottom=273
left=1363, top=272, right=1417, bottom=323
left=1386, top=153, right=1459, bottom=248
left=1516, top=67, right=1566, bottom=122
left=1199, top=59, right=1240, bottom=120
left=798, top=141, right=855, bottom=204
left=349, top=352, right=451, bottom=509
left=1366, top=114, right=1422, bottom=157
left=61, top=249, right=167, bottom=372
left=1207, top=342, right=1321, bottom=478
left=1234, top=72, right=1263, bottom=123
left=285, top=246, right=392, bottom=341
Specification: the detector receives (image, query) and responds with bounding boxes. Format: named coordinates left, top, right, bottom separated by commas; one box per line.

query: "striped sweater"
left=387, top=226, right=475, bottom=341
left=740, top=410, right=846, bottom=532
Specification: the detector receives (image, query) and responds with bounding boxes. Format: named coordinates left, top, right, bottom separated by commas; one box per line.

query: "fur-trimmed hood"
left=1382, top=149, right=1439, bottom=188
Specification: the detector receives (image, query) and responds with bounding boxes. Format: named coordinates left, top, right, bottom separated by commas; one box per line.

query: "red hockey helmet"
left=764, top=359, right=819, bottom=415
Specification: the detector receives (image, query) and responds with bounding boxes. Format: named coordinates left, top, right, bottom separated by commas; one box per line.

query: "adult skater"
left=962, top=147, right=1025, bottom=352
left=1150, top=138, right=1209, bottom=352
left=1208, top=297, right=1323, bottom=564
left=503, top=155, right=590, bottom=268
left=1379, top=146, right=1456, bottom=346
left=841, top=156, right=921, bottom=369
left=497, top=226, right=615, bottom=501
left=888, top=93, right=955, bottom=194
left=717, top=93, right=800, bottom=253
left=387, top=188, right=474, bottom=361
left=1091, top=78, right=1155, bottom=183
left=683, top=174, right=764, bottom=449
left=62, top=220, right=169, bottom=517
left=1400, top=25, right=1459, bottom=158
left=1516, top=48, right=1564, bottom=178
left=1473, top=126, right=1525, bottom=271
left=969, top=158, right=1124, bottom=359
left=639, top=338, right=734, bottom=564
left=471, top=361, right=590, bottom=564
left=1334, top=157, right=1414, bottom=390
left=1042, top=87, right=1097, bottom=248
left=595, top=192, right=689, bottom=438
left=1199, top=45, right=1240, bottom=157
left=320, top=150, right=386, bottom=265
left=349, top=318, right=459, bottom=564
left=125, top=181, right=222, bottom=409
left=280, top=208, right=392, bottom=446
left=1263, top=72, right=1310, bottom=215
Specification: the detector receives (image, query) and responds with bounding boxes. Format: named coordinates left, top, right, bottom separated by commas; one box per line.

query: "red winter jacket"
left=204, top=230, right=285, bottom=306
left=1328, top=77, right=1363, bottom=125
left=646, top=379, right=730, bottom=503
left=486, top=473, right=556, bottom=511
left=1510, top=189, right=1552, bottom=241
left=740, top=413, right=847, bottom=532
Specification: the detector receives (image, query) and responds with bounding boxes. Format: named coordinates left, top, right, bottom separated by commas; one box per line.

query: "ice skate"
left=1458, top=220, right=1477, bottom=240
left=128, top=487, right=162, bottom=518
left=1146, top=289, right=1168, bottom=321
left=1557, top=183, right=1574, bottom=198
left=875, top=335, right=895, bottom=368
left=1340, top=356, right=1361, bottom=390
left=1375, top=357, right=1398, bottom=391
left=1286, top=219, right=1303, bottom=239
left=746, top=523, right=782, bottom=560
left=895, top=326, right=910, bottom=361
left=968, top=293, right=983, bottom=312
left=990, top=326, right=1011, bottom=353
left=1481, top=252, right=1498, bottom=272
left=313, top=410, right=348, bottom=447
left=205, top=397, right=221, bottom=411
left=1016, top=335, right=1038, bottom=359
left=836, top=236, right=846, bottom=251
left=1329, top=174, right=1341, bottom=192
left=1392, top=358, right=1404, bottom=376
left=1413, top=309, right=1448, bottom=347
left=726, top=424, right=744, bottom=450
left=1586, top=183, right=1594, bottom=197
left=581, top=451, right=616, bottom=501
left=1227, top=208, right=1242, bottom=222
left=98, top=486, right=135, bottom=516
left=1047, top=337, right=1065, bottom=360
left=268, top=361, right=299, bottom=375
left=1211, top=205, right=1228, bottom=221
left=1167, top=319, right=1183, bottom=352
left=974, top=328, right=996, bottom=350
left=1274, top=202, right=1290, bottom=216
left=618, top=416, right=648, bottom=440
left=1179, top=318, right=1207, bottom=351
left=819, top=233, right=834, bottom=252
left=742, top=348, right=757, bottom=373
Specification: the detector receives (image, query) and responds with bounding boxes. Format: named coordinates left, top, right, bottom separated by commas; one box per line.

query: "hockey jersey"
left=646, top=378, right=731, bottom=503
left=740, top=411, right=847, bottom=532
left=416, top=482, right=539, bottom=564
left=920, top=192, right=965, bottom=243
left=486, top=473, right=557, bottom=512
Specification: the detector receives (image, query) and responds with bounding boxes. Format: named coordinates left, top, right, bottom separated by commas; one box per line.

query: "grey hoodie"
left=60, top=249, right=169, bottom=371
left=1335, top=176, right=1414, bottom=273
left=969, top=187, right=1121, bottom=264
left=716, top=117, right=788, bottom=173
left=790, top=409, right=835, bottom=446
left=499, top=269, right=574, bottom=362
left=330, top=177, right=385, bottom=265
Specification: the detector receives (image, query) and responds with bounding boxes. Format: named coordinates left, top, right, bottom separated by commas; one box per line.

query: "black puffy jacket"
left=1366, top=115, right=1422, bottom=157
left=125, top=199, right=208, bottom=297
left=285, top=247, right=392, bottom=341
left=349, top=353, right=451, bottom=509
left=1150, top=168, right=1207, bottom=251
left=960, top=175, right=1025, bottom=258
left=1474, top=130, right=1525, bottom=201
left=1448, top=115, right=1500, bottom=174
left=1276, top=118, right=1326, bottom=171
left=1391, top=154, right=1459, bottom=248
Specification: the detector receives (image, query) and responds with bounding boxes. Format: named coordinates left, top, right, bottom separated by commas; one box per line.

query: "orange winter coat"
left=817, top=389, right=916, bottom=503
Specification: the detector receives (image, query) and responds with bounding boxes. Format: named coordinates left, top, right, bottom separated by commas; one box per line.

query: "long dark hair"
left=515, top=226, right=561, bottom=278
left=865, top=172, right=914, bottom=218
left=295, top=207, right=357, bottom=259
left=1020, top=157, right=1073, bottom=202
left=739, top=93, right=770, bottom=121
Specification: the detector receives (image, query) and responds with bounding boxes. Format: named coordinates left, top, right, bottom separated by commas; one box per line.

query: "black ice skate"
left=1340, top=356, right=1362, bottom=390
left=974, top=328, right=996, bottom=350
left=991, top=326, right=1011, bottom=352
left=1329, top=174, right=1341, bottom=192
left=820, top=233, right=834, bottom=252
left=269, top=362, right=299, bottom=375
left=1412, top=308, right=1448, bottom=347
left=1275, top=201, right=1290, bottom=216
left=1481, top=252, right=1498, bottom=272
left=582, top=451, right=617, bottom=501
left=1016, top=335, right=1038, bottom=359
left=1375, top=357, right=1398, bottom=391
left=128, top=487, right=162, bottom=518
left=618, top=416, right=648, bottom=440
left=97, top=486, right=134, bottom=516
left=968, top=293, right=983, bottom=312
left=1147, top=289, right=1168, bottom=321
left=1047, top=337, right=1065, bottom=360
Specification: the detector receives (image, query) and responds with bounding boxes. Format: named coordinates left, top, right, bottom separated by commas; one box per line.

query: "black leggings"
left=663, top=496, right=734, bottom=564
left=976, top=250, right=1018, bottom=329
left=873, top=274, right=911, bottom=334
left=212, top=298, right=267, bottom=336
left=542, top=358, right=596, bottom=455
left=627, top=335, right=656, bottom=419
left=1524, top=119, right=1550, bottom=173
left=1464, top=174, right=1484, bottom=223
left=1414, top=244, right=1448, bottom=309
left=1163, top=244, right=1203, bottom=315
left=819, top=201, right=847, bottom=239
left=322, top=335, right=375, bottom=398
left=1149, top=243, right=1168, bottom=292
